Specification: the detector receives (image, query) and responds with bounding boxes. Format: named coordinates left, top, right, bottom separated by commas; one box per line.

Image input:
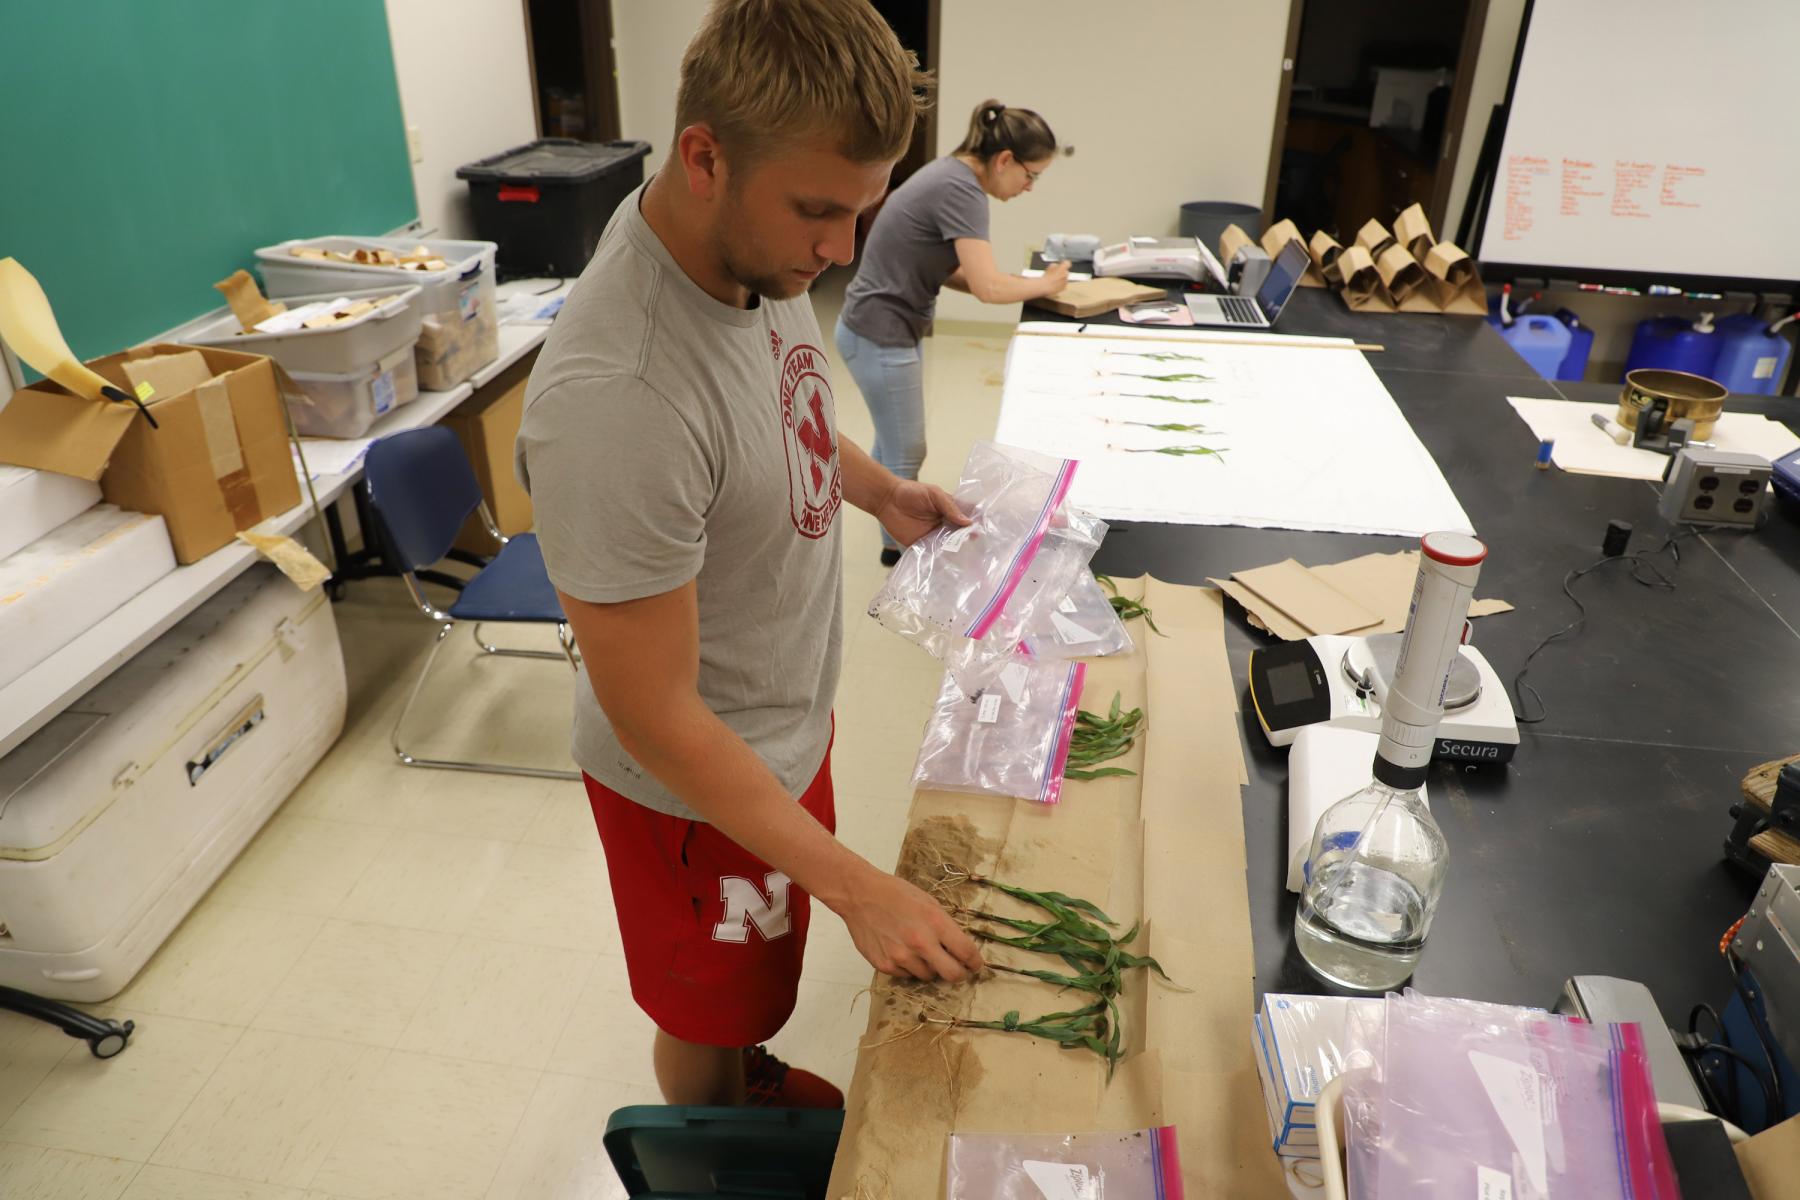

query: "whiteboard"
left=1476, top=0, right=1800, bottom=286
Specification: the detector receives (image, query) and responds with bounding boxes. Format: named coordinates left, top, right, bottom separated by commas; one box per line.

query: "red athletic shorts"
left=584, top=747, right=835, bottom=1047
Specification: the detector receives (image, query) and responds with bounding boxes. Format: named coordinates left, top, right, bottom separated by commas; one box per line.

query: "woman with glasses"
left=836, top=99, right=1066, bottom=564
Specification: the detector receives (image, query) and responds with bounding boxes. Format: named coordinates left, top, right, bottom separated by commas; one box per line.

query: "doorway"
left=1264, top=0, right=1489, bottom=240
left=522, top=0, right=620, bottom=143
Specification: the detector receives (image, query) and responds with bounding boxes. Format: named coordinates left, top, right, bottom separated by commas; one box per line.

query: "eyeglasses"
left=1021, top=163, right=1042, bottom=187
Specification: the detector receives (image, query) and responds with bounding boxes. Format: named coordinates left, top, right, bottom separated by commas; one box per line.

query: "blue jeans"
left=834, top=318, right=924, bottom=546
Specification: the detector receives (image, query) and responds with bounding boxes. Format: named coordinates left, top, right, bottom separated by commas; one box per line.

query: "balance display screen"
left=1265, top=661, right=1315, bottom=707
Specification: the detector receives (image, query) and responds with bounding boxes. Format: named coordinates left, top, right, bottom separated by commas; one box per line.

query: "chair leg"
left=393, top=619, right=582, bottom=781
left=471, top=622, right=573, bottom=662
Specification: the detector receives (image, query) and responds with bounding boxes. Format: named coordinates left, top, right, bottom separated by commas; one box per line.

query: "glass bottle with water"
left=1296, top=776, right=1448, bottom=991
left=1295, top=530, right=1484, bottom=991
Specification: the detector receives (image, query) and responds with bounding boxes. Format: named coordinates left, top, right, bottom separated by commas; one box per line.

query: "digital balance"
left=1249, top=631, right=1519, bottom=764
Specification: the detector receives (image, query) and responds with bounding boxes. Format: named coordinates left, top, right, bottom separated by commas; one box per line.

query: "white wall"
left=605, top=0, right=1291, bottom=327
left=1443, top=0, right=1526, bottom=242
left=384, top=0, right=539, bottom=239
left=614, top=0, right=711, bottom=177
left=933, top=0, right=1290, bottom=325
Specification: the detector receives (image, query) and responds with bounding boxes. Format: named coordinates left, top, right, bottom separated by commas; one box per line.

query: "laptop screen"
left=1254, top=241, right=1311, bottom=321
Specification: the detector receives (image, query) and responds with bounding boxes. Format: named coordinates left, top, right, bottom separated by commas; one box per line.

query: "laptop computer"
left=1184, top=240, right=1310, bottom=329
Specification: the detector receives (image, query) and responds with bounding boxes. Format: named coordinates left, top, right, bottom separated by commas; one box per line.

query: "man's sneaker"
left=742, top=1045, right=844, bottom=1109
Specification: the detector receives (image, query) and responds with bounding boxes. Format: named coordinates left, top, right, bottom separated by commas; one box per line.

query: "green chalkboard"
left=0, top=1, right=418, bottom=364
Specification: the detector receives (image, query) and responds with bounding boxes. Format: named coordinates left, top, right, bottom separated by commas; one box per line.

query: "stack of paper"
left=1252, top=993, right=1381, bottom=1161
left=1209, top=550, right=1511, bottom=641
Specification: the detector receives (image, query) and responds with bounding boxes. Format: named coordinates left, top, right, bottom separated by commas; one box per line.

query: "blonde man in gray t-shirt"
left=516, top=0, right=983, bottom=1110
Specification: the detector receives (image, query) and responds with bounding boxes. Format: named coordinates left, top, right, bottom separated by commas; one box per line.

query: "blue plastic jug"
left=1712, top=313, right=1794, bottom=395
left=1553, top=309, right=1593, bottom=382
left=1624, top=315, right=1720, bottom=379
left=1499, top=315, right=1573, bottom=379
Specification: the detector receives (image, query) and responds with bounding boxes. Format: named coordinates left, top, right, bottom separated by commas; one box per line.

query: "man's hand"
left=830, top=867, right=985, bottom=981
left=1039, top=260, right=1072, bottom=296
left=875, top=479, right=970, bottom=547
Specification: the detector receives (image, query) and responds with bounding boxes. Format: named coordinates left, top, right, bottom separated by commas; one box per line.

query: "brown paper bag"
left=1335, top=244, right=1396, bottom=312
left=1309, top=230, right=1346, bottom=283
left=1218, top=222, right=1256, bottom=269
left=1423, top=241, right=1487, bottom=315
left=1355, top=218, right=1397, bottom=260
left=1376, top=243, right=1438, bottom=312
left=1264, top=218, right=1327, bottom=287
left=1392, top=202, right=1437, bottom=259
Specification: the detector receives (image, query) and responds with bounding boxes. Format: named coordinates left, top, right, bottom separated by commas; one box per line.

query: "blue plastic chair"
left=362, top=426, right=579, bottom=780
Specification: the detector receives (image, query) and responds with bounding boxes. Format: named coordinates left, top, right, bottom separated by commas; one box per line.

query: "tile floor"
left=0, top=277, right=1012, bottom=1199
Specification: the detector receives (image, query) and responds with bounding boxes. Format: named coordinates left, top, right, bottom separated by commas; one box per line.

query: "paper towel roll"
left=1286, top=725, right=1430, bottom=892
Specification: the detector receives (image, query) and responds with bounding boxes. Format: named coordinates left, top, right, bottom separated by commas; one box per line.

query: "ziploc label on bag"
left=1022, top=1161, right=1097, bottom=1200
left=976, top=693, right=1002, bottom=724
left=371, top=369, right=396, bottom=415
left=1469, top=1051, right=1548, bottom=1196
left=1475, top=1165, right=1513, bottom=1200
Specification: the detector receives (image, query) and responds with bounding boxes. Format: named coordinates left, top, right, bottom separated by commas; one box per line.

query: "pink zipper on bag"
left=964, top=458, right=1078, bottom=640
left=1036, top=661, right=1087, bottom=804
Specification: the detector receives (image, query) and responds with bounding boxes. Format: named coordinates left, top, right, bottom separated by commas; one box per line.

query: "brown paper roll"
left=1309, top=231, right=1344, bottom=276
left=1218, top=223, right=1255, bottom=267
left=1375, top=243, right=1427, bottom=302
left=1424, top=241, right=1475, bottom=285
left=1261, top=218, right=1304, bottom=260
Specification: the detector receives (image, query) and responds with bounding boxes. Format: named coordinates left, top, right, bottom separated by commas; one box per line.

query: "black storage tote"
left=457, top=138, right=650, bottom=278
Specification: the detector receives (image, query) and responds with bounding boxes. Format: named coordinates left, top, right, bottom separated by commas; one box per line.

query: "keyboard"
left=1220, top=295, right=1262, bottom=325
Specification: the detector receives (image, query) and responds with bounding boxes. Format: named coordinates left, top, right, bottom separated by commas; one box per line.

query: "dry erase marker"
left=1590, top=412, right=1630, bottom=444
left=1535, top=438, right=1554, bottom=469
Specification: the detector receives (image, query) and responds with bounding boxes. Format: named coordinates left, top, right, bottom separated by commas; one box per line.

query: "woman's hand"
left=875, top=479, right=971, bottom=547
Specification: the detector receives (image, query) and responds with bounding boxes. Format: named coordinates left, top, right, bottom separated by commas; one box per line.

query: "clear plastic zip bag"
left=945, top=1127, right=1185, bottom=1199
left=870, top=442, right=1098, bottom=695
left=912, top=658, right=1087, bottom=804
left=1022, top=567, right=1133, bottom=661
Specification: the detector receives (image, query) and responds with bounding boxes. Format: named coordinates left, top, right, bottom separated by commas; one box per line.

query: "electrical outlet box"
left=406, top=126, right=424, bottom=164
left=1659, top=447, right=1772, bottom=526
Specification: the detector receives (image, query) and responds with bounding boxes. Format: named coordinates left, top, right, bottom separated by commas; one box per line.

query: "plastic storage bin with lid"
left=254, top=236, right=498, bottom=392
left=170, top=285, right=423, bottom=437
left=458, top=138, right=651, bottom=278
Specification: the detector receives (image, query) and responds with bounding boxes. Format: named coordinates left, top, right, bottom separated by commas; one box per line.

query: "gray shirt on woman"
left=840, top=156, right=990, bottom=347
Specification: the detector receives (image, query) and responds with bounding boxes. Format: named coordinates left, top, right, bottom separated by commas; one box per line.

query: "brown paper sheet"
left=1737, top=1113, right=1800, bottom=1198
left=1029, top=278, right=1168, bottom=320
left=1210, top=550, right=1513, bottom=639
left=236, top=527, right=331, bottom=591
left=826, top=579, right=1282, bottom=1199
left=213, top=269, right=285, bottom=333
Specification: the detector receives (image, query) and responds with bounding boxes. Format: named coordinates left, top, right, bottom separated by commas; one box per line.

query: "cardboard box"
left=0, top=345, right=302, bottom=564
left=0, top=505, right=176, bottom=689
left=443, top=374, right=534, bottom=556
left=1209, top=550, right=1512, bottom=640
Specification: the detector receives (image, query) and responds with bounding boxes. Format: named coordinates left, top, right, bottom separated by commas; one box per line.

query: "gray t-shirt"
left=516, top=185, right=844, bottom=820
left=840, top=156, right=990, bottom=346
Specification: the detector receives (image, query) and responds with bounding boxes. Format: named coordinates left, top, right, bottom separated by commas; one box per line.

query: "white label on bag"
left=1058, top=595, right=1079, bottom=614
left=976, top=693, right=1003, bottom=723
left=1050, top=612, right=1098, bottom=644
left=1022, top=1160, right=1096, bottom=1200
left=941, top=525, right=976, bottom=553
left=998, top=662, right=1030, bottom=704
left=1476, top=1165, right=1514, bottom=1200
left=1755, top=355, right=1779, bottom=379
left=1470, top=1052, right=1547, bottom=1195
left=371, top=369, right=397, bottom=415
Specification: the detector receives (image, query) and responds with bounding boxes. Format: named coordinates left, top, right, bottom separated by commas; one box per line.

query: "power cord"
left=1510, top=527, right=1698, bottom=724
left=1725, top=950, right=1788, bottom=1119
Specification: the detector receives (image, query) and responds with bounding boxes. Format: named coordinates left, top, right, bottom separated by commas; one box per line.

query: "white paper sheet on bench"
left=994, top=328, right=1474, bottom=536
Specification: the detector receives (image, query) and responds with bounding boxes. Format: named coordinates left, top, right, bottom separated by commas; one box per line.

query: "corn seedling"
left=1116, top=370, right=1213, bottom=383
left=1094, top=574, right=1163, bottom=636
left=1064, top=692, right=1145, bottom=779
left=1117, top=391, right=1213, bottom=405
left=1109, top=443, right=1227, bottom=460
left=1107, top=349, right=1209, bottom=363
left=1120, top=420, right=1212, bottom=434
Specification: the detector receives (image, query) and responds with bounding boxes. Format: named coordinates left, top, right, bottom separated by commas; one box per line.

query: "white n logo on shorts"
left=712, top=871, right=793, bottom=943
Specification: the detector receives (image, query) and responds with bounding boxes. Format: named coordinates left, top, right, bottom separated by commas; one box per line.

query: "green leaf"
left=1065, top=766, right=1138, bottom=781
